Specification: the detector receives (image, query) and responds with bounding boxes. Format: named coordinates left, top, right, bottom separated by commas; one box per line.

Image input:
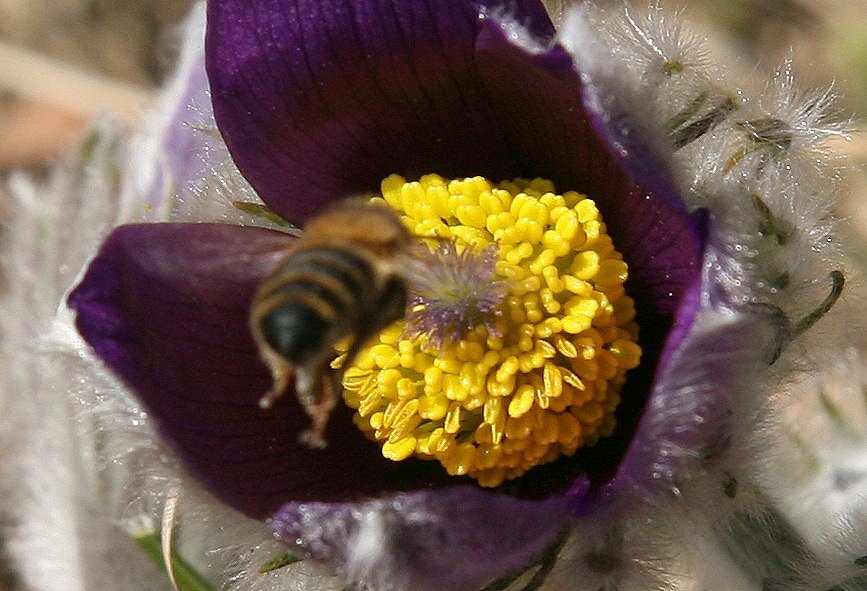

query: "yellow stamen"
left=340, top=174, right=641, bottom=487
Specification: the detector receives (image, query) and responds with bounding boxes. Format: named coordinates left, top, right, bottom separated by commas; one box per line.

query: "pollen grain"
left=339, top=174, right=641, bottom=487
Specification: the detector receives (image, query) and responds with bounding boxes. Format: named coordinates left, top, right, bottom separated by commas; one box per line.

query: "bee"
left=250, top=200, right=411, bottom=448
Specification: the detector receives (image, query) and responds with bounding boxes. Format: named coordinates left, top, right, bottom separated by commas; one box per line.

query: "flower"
left=64, top=1, right=851, bottom=590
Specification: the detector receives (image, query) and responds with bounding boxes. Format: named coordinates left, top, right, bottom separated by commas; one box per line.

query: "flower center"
left=337, top=174, right=641, bottom=487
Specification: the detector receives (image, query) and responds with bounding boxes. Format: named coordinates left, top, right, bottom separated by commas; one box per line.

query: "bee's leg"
left=258, top=352, right=293, bottom=409
left=298, top=372, right=339, bottom=449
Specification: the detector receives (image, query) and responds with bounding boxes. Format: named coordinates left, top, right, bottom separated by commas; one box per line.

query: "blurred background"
left=0, top=0, right=865, bottom=171
left=0, top=0, right=864, bottom=589
left=0, top=0, right=194, bottom=171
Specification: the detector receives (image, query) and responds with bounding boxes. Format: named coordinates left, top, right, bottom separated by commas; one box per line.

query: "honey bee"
left=250, top=200, right=411, bottom=448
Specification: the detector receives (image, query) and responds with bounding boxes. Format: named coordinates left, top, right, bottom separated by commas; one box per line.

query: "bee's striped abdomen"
left=249, top=200, right=412, bottom=445
left=254, top=246, right=375, bottom=365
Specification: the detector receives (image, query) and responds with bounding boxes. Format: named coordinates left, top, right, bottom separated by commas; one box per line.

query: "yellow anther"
left=554, top=209, right=580, bottom=241
left=358, top=391, right=382, bottom=417
left=596, top=259, right=629, bottom=287
left=571, top=251, right=600, bottom=280
left=509, top=192, right=533, bottom=216
left=496, top=261, right=524, bottom=281
left=370, top=344, right=399, bottom=368
left=542, top=270, right=564, bottom=295
left=536, top=339, right=557, bottom=358
left=396, top=378, right=418, bottom=401
left=562, top=315, right=592, bottom=334
left=447, top=226, right=483, bottom=245
left=584, top=220, right=602, bottom=245
left=562, top=369, right=585, bottom=390
left=487, top=212, right=516, bottom=234
left=479, top=191, right=505, bottom=214
left=543, top=364, right=563, bottom=398
left=377, top=368, right=402, bottom=392
left=575, top=199, right=599, bottom=223
left=419, top=395, right=449, bottom=420
left=505, top=242, right=534, bottom=265
left=508, top=384, right=536, bottom=418
left=564, top=296, right=599, bottom=319
left=435, top=357, right=462, bottom=375
left=483, top=396, right=504, bottom=425
left=529, top=249, right=557, bottom=275
left=448, top=442, right=477, bottom=476
left=487, top=372, right=515, bottom=398
left=340, top=175, right=641, bottom=488
left=563, top=275, right=592, bottom=296
left=442, top=374, right=467, bottom=401
left=382, top=437, right=417, bottom=461
left=554, top=335, right=578, bottom=358
left=444, top=403, right=462, bottom=434
left=495, top=356, right=519, bottom=382
left=610, top=339, right=642, bottom=370
left=481, top=349, right=500, bottom=367
left=574, top=335, right=599, bottom=359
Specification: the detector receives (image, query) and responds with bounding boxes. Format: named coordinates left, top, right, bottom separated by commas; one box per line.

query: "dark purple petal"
left=68, top=223, right=450, bottom=518
left=473, top=22, right=635, bottom=213
left=206, top=0, right=703, bottom=351
left=578, top=284, right=784, bottom=513
left=579, top=71, right=691, bottom=218
left=272, top=487, right=572, bottom=591
left=472, top=21, right=702, bottom=312
left=472, top=20, right=708, bottom=497
left=206, top=0, right=554, bottom=225
left=206, top=0, right=709, bottom=506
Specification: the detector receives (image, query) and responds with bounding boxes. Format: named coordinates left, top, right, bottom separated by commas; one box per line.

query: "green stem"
left=792, top=271, right=845, bottom=338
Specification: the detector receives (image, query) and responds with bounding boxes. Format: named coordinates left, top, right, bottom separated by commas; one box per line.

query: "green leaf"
left=133, top=530, right=216, bottom=591
left=232, top=201, right=293, bottom=227
left=258, top=551, right=301, bottom=573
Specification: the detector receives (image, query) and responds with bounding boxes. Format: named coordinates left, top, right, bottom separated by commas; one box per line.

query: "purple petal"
left=472, top=21, right=702, bottom=313
left=206, top=0, right=554, bottom=225
left=473, top=22, right=710, bottom=495
left=581, top=281, right=785, bottom=512
left=206, top=0, right=710, bottom=506
left=206, top=0, right=703, bottom=345
left=273, top=487, right=572, bottom=591
left=579, top=67, right=691, bottom=218
left=67, top=223, right=450, bottom=518
left=473, top=22, right=636, bottom=213
left=568, top=220, right=789, bottom=514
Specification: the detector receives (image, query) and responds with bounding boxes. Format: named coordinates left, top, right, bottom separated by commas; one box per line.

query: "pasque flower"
left=65, top=1, right=852, bottom=590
